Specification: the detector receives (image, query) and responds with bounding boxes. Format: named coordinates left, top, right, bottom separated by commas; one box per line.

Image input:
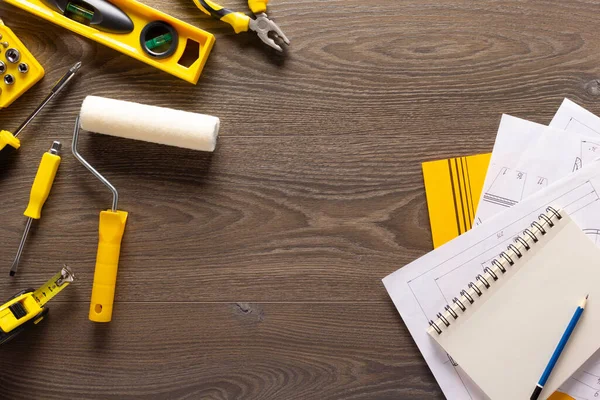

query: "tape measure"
left=32, top=266, right=75, bottom=306
left=0, top=266, right=75, bottom=344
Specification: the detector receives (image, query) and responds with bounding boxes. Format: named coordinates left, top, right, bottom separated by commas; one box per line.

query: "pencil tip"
left=586, top=294, right=589, bottom=299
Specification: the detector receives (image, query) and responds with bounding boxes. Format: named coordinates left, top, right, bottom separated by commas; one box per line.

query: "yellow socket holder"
left=89, top=210, right=128, bottom=322
left=0, top=19, right=45, bottom=109
left=4, top=0, right=215, bottom=84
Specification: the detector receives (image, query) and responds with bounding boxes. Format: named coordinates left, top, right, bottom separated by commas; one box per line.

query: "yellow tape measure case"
left=0, top=289, right=46, bottom=344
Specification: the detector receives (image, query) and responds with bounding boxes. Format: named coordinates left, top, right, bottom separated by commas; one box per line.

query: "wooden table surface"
left=0, top=0, right=598, bottom=398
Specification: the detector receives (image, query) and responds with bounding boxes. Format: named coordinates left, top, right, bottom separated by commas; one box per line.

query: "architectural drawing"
left=476, top=166, right=548, bottom=224
left=573, top=140, right=600, bottom=172
left=402, top=179, right=600, bottom=399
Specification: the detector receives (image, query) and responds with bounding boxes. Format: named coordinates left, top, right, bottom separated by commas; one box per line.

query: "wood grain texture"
left=0, top=303, right=441, bottom=400
left=0, top=0, right=598, bottom=398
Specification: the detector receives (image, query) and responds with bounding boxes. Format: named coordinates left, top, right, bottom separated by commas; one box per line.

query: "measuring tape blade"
left=33, top=266, right=76, bottom=306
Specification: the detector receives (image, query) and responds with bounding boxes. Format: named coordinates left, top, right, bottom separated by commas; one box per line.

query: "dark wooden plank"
left=0, top=135, right=474, bottom=302
left=0, top=0, right=596, bottom=398
left=2, top=0, right=600, bottom=139
left=0, top=302, right=443, bottom=400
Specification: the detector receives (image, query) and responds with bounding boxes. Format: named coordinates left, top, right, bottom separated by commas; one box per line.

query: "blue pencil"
left=530, top=295, right=588, bottom=400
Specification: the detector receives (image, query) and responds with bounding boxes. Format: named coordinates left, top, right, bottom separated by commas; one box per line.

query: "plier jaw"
left=249, top=13, right=290, bottom=52
left=193, top=0, right=289, bottom=52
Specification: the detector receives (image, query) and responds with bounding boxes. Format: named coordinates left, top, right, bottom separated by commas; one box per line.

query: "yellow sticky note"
left=422, top=153, right=491, bottom=248
left=548, top=392, right=575, bottom=400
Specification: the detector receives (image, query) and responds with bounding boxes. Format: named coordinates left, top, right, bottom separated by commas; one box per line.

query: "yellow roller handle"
left=193, top=0, right=251, bottom=33
left=24, top=150, right=61, bottom=219
left=248, top=0, right=268, bottom=14
left=0, top=130, right=20, bottom=151
left=89, top=210, right=128, bottom=323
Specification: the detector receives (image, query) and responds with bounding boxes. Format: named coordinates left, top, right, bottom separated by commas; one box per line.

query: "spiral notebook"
left=428, top=208, right=600, bottom=400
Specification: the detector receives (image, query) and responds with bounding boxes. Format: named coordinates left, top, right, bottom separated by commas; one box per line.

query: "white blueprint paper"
left=384, top=160, right=600, bottom=400
left=474, top=115, right=568, bottom=224
left=474, top=100, right=600, bottom=224
left=550, top=99, right=600, bottom=136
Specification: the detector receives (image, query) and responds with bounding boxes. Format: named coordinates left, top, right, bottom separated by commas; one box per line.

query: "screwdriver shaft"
left=9, top=141, right=62, bottom=276
left=10, top=217, right=33, bottom=276
left=13, top=61, right=82, bottom=138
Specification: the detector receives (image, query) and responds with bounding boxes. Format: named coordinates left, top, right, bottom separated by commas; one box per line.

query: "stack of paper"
left=384, top=99, right=600, bottom=400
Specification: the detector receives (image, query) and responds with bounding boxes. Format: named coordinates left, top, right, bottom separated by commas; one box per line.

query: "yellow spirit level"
left=4, top=0, right=215, bottom=84
left=0, top=266, right=75, bottom=344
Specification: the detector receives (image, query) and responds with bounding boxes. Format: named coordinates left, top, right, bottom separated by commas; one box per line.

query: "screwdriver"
left=0, top=61, right=81, bottom=152
left=10, top=141, right=62, bottom=276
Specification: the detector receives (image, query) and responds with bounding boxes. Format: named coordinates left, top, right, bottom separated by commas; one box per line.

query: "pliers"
left=193, top=0, right=290, bottom=52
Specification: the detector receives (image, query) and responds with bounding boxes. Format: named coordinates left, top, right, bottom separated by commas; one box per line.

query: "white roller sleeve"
left=79, top=96, right=220, bottom=152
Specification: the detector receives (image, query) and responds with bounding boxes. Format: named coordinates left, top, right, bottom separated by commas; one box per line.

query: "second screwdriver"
left=0, top=62, right=80, bottom=152
left=10, top=141, right=62, bottom=276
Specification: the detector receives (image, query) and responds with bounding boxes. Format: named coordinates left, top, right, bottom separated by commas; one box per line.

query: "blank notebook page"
left=430, top=213, right=600, bottom=400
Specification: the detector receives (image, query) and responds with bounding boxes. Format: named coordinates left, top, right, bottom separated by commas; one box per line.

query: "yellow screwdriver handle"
left=24, top=150, right=61, bottom=219
left=248, top=0, right=268, bottom=14
left=193, top=0, right=251, bottom=33
left=0, top=130, right=20, bottom=151
left=89, top=210, right=128, bottom=323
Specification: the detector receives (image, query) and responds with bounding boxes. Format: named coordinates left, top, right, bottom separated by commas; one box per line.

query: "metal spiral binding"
left=500, top=252, right=514, bottom=265
left=514, top=236, right=530, bottom=250
left=491, top=259, right=506, bottom=273
left=476, top=274, right=490, bottom=288
left=460, top=290, right=474, bottom=304
left=428, top=206, right=562, bottom=335
left=453, top=297, right=466, bottom=311
left=483, top=267, right=498, bottom=281
left=507, top=244, right=522, bottom=258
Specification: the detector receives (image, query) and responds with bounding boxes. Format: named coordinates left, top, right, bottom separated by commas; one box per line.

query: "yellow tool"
left=0, top=266, right=75, bottom=345
left=71, top=95, right=218, bottom=323
left=10, top=141, right=62, bottom=276
left=0, top=61, right=80, bottom=153
left=194, top=0, right=289, bottom=52
left=0, top=19, right=45, bottom=109
left=4, top=0, right=215, bottom=84
left=72, top=118, right=127, bottom=323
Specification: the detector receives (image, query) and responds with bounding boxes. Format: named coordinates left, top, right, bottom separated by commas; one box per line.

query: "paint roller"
left=72, top=96, right=220, bottom=322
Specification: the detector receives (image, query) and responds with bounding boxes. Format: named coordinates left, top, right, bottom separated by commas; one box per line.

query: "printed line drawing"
left=477, top=166, right=548, bottom=225
left=559, top=368, right=600, bottom=399
left=482, top=168, right=526, bottom=208
left=583, top=229, right=600, bottom=246
left=574, top=140, right=600, bottom=172
left=565, top=117, right=600, bottom=137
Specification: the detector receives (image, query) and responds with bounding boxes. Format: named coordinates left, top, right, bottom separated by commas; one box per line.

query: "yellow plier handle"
left=193, top=0, right=251, bottom=34
left=248, top=0, right=269, bottom=14
left=194, top=0, right=288, bottom=51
